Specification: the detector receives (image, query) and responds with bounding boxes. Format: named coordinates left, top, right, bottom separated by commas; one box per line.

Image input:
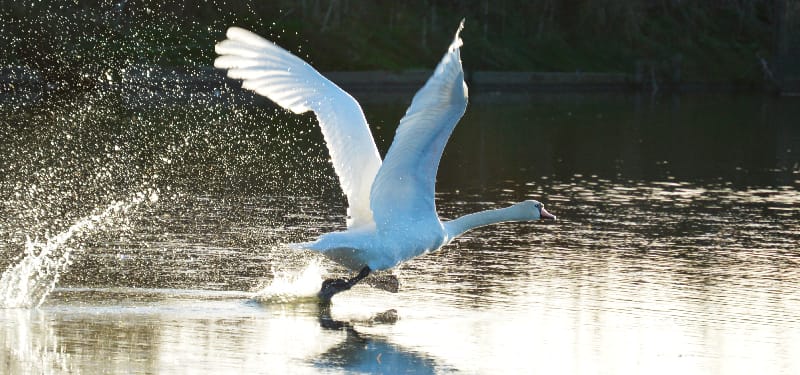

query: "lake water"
left=1, top=88, right=799, bottom=374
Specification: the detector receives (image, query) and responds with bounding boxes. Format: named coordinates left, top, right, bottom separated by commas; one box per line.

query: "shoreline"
left=2, top=65, right=797, bottom=99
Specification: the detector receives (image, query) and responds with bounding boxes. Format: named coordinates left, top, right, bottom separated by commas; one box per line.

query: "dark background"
left=2, top=0, right=799, bottom=91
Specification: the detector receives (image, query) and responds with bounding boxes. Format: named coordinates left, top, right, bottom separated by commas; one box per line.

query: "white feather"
left=215, top=27, right=381, bottom=228
left=369, top=22, right=468, bottom=230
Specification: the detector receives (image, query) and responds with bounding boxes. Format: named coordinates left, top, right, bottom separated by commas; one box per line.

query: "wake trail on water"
left=0, top=189, right=159, bottom=309
left=252, top=259, right=326, bottom=304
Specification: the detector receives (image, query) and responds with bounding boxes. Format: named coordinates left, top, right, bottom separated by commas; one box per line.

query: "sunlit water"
left=1, top=89, right=799, bottom=374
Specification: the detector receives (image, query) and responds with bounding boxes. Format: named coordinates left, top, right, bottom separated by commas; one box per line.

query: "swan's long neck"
left=442, top=204, right=533, bottom=242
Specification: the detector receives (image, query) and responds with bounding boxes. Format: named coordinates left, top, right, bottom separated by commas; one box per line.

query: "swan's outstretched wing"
left=369, top=21, right=468, bottom=229
left=215, top=27, right=381, bottom=229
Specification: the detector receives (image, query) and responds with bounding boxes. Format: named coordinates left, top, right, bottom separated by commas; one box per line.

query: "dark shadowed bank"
left=1, top=0, right=800, bottom=96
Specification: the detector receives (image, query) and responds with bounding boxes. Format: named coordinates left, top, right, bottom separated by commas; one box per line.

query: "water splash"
left=252, top=259, right=326, bottom=304
left=0, top=309, right=76, bottom=373
left=0, top=190, right=158, bottom=308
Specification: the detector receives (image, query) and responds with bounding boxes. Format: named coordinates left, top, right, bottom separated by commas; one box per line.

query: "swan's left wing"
left=214, top=27, right=382, bottom=229
left=369, top=21, right=468, bottom=229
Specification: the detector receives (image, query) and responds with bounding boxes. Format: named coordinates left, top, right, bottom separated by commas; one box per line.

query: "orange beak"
left=540, top=206, right=556, bottom=220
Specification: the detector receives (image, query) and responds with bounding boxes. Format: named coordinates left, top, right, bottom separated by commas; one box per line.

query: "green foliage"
left=0, top=0, right=784, bottom=85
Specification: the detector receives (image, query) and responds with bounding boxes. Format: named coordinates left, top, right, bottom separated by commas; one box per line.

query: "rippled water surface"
left=1, top=91, right=799, bottom=374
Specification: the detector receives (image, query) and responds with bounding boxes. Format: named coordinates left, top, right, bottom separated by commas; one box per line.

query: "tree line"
left=1, top=0, right=796, bottom=87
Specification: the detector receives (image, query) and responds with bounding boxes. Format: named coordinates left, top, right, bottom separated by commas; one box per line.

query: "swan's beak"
left=539, top=206, right=556, bottom=220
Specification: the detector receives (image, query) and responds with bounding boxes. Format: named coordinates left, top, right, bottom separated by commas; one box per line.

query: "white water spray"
left=0, top=189, right=159, bottom=308
left=252, top=259, right=326, bottom=304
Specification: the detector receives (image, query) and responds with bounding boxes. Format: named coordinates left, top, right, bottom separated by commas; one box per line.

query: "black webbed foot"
left=318, top=266, right=371, bottom=302
left=318, top=278, right=349, bottom=301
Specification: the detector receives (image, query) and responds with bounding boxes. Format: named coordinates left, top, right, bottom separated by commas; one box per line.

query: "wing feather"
left=369, top=21, right=468, bottom=229
left=215, top=27, right=382, bottom=228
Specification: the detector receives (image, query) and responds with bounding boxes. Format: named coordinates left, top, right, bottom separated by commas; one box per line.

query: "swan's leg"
left=318, top=266, right=371, bottom=301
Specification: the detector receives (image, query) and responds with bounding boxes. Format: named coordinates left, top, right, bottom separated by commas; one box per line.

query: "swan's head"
left=517, top=200, right=556, bottom=221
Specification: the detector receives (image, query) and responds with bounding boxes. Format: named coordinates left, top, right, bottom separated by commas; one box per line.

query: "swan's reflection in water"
left=0, top=289, right=444, bottom=374
left=315, top=302, right=438, bottom=374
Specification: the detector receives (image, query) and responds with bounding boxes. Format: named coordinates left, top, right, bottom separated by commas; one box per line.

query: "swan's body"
left=302, top=199, right=550, bottom=271
left=215, top=21, right=554, bottom=297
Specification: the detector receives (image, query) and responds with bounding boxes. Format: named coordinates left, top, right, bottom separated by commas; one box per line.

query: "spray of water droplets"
left=252, top=259, right=327, bottom=304
left=0, top=2, right=354, bottom=306
left=0, top=190, right=158, bottom=308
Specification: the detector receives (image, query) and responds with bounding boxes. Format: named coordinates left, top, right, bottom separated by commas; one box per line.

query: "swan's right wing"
left=369, top=21, right=468, bottom=229
left=215, top=27, right=381, bottom=229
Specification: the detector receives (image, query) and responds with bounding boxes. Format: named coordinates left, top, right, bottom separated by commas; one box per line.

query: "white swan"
left=215, top=20, right=555, bottom=300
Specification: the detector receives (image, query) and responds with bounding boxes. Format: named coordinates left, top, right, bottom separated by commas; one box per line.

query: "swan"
left=214, top=20, right=555, bottom=301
